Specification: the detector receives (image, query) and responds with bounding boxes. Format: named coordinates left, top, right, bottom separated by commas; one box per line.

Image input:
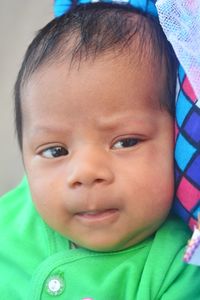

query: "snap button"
left=46, top=274, right=65, bottom=296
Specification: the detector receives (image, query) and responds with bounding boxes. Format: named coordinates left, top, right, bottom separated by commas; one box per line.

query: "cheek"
left=144, top=137, right=174, bottom=193
left=140, top=159, right=174, bottom=206
left=124, top=166, right=174, bottom=228
left=28, top=180, right=67, bottom=231
left=26, top=172, right=58, bottom=215
left=117, top=146, right=174, bottom=211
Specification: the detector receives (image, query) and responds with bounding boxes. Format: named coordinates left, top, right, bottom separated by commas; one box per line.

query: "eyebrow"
left=28, top=111, right=156, bottom=139
left=29, top=126, right=71, bottom=137
left=95, top=113, right=156, bottom=131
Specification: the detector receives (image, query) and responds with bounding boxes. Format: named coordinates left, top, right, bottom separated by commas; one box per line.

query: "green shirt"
left=1, top=179, right=200, bottom=299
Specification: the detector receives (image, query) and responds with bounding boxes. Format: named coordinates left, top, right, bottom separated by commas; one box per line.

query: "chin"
left=74, top=238, right=123, bottom=252
left=74, top=237, right=138, bottom=253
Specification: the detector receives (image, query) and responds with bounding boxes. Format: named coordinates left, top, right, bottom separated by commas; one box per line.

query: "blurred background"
left=0, top=1, right=53, bottom=195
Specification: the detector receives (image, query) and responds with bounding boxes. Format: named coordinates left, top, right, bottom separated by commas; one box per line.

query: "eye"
left=40, top=146, right=68, bottom=159
left=112, top=137, right=139, bottom=149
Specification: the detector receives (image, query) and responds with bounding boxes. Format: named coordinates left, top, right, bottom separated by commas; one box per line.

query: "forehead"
left=22, top=50, right=166, bottom=126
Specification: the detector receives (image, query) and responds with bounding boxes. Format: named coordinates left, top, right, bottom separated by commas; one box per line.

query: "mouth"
left=74, top=208, right=119, bottom=225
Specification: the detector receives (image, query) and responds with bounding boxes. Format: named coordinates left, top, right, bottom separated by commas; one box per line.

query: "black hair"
left=14, top=4, right=177, bottom=149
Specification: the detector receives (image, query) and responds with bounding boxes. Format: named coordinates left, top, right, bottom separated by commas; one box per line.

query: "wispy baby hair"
left=14, top=4, right=177, bottom=149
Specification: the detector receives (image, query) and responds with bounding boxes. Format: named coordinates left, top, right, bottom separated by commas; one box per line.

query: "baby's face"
left=22, top=52, right=174, bottom=251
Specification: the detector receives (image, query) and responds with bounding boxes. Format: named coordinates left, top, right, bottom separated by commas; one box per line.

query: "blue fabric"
left=54, top=0, right=158, bottom=17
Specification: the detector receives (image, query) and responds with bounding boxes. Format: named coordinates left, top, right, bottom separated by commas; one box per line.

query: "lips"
left=76, top=208, right=118, bottom=217
left=74, top=208, right=119, bottom=225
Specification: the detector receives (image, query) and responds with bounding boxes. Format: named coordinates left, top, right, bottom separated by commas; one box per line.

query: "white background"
left=0, top=1, right=53, bottom=195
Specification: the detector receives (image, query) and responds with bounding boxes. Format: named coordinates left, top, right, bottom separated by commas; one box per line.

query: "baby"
left=1, top=1, right=200, bottom=299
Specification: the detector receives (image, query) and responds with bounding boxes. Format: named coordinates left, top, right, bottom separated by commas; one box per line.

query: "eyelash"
left=39, top=146, right=68, bottom=159
left=112, top=137, right=140, bottom=149
left=39, top=137, right=140, bottom=159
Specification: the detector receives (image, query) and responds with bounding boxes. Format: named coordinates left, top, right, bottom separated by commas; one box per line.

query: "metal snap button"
left=46, top=274, right=65, bottom=296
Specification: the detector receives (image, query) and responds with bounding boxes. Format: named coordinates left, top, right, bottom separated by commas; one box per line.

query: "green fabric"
left=1, top=179, right=200, bottom=299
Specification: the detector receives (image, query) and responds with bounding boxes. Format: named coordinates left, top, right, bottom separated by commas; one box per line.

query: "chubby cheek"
left=29, top=180, right=52, bottom=213
left=141, top=163, right=174, bottom=219
left=120, top=148, right=174, bottom=221
left=26, top=171, right=64, bottom=222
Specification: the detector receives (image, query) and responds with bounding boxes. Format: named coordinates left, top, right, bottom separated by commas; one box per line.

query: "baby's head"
left=15, top=4, right=177, bottom=251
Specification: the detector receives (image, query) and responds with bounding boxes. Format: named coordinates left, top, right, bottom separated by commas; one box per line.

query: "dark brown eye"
left=41, top=146, right=68, bottom=158
left=112, top=138, right=138, bottom=149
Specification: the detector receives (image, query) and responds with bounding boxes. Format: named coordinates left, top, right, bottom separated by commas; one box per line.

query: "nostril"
left=73, top=181, right=82, bottom=188
left=95, top=178, right=104, bottom=184
left=74, top=178, right=104, bottom=188
left=67, top=161, right=114, bottom=188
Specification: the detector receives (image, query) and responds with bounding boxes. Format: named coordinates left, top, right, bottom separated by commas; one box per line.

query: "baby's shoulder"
left=0, top=178, right=45, bottom=251
left=153, top=216, right=192, bottom=255
left=0, top=178, right=32, bottom=228
left=143, top=217, right=200, bottom=299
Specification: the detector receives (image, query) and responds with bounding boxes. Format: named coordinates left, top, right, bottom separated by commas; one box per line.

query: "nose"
left=67, top=146, right=114, bottom=188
